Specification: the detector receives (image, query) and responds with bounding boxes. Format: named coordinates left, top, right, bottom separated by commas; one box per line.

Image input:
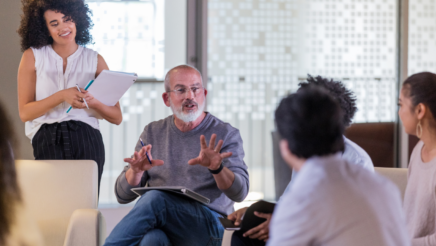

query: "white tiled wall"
left=207, top=0, right=398, bottom=200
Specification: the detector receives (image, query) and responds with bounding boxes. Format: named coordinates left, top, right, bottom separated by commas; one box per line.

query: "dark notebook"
left=219, top=200, right=276, bottom=233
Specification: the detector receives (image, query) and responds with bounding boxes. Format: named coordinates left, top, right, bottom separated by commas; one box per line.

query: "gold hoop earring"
left=416, top=121, right=423, bottom=138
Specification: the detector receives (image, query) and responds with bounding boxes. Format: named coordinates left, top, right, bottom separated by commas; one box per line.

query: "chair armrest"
left=222, top=230, right=234, bottom=246
left=63, top=209, right=106, bottom=246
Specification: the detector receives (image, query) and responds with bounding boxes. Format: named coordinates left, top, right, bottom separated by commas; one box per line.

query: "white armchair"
left=15, top=160, right=106, bottom=246
left=375, top=167, right=408, bottom=200
left=222, top=230, right=234, bottom=246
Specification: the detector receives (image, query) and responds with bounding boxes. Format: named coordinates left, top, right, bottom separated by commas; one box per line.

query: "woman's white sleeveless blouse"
left=26, top=45, right=100, bottom=140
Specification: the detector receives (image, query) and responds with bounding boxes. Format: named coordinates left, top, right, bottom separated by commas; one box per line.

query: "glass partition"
left=86, top=0, right=186, bottom=205
left=407, top=0, right=436, bottom=157
left=88, top=1, right=165, bottom=79
left=207, top=0, right=398, bottom=201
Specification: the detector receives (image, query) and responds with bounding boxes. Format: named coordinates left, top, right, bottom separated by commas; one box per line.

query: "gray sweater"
left=115, top=113, right=249, bottom=215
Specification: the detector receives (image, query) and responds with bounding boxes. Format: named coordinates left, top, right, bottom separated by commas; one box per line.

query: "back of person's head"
left=402, top=72, right=436, bottom=122
left=275, top=86, right=345, bottom=159
left=298, top=75, right=357, bottom=127
left=0, top=101, right=21, bottom=245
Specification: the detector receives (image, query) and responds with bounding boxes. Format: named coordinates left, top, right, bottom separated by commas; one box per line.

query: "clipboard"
left=87, top=70, right=137, bottom=106
left=131, top=186, right=210, bottom=205
left=66, top=70, right=137, bottom=113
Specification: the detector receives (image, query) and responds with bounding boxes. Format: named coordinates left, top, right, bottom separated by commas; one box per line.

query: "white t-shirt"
left=342, top=136, right=374, bottom=171
left=287, top=136, right=374, bottom=192
left=26, top=45, right=100, bottom=140
left=267, top=154, right=410, bottom=246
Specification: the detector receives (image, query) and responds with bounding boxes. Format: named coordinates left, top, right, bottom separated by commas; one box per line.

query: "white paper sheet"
left=87, top=70, right=138, bottom=106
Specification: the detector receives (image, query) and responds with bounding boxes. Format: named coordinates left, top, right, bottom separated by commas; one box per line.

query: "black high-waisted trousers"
left=32, top=120, right=105, bottom=194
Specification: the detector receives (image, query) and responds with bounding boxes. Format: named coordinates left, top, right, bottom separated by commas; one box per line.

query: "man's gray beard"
left=169, top=99, right=205, bottom=123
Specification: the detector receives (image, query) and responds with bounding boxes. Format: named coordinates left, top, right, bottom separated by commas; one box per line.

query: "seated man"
left=267, top=86, right=409, bottom=245
left=104, top=65, right=249, bottom=246
left=229, top=75, right=375, bottom=245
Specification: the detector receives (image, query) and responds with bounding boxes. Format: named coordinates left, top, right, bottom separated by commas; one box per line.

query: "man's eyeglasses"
left=167, top=86, right=204, bottom=97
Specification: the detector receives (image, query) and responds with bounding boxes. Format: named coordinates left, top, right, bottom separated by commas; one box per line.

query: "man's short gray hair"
left=164, top=65, right=203, bottom=92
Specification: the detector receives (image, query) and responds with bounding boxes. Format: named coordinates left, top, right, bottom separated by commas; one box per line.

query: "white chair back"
left=16, top=160, right=98, bottom=246
left=375, top=167, right=408, bottom=201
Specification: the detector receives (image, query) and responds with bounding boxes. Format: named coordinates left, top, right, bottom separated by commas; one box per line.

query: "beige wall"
left=0, top=0, right=33, bottom=159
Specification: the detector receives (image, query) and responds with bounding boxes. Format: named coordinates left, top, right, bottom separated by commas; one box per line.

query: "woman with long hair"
left=400, top=72, right=436, bottom=245
left=0, top=101, right=43, bottom=246
left=17, top=0, right=122, bottom=191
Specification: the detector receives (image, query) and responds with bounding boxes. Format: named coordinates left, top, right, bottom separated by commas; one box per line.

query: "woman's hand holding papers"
left=79, top=90, right=104, bottom=109
left=80, top=88, right=123, bottom=125
left=62, top=87, right=87, bottom=109
left=82, top=91, right=96, bottom=108
left=125, top=145, right=164, bottom=186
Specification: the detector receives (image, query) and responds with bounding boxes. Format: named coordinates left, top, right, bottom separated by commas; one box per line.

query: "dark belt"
left=49, top=121, right=80, bottom=159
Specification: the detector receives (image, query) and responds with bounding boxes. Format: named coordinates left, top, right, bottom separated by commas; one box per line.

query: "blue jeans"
left=104, top=190, right=224, bottom=246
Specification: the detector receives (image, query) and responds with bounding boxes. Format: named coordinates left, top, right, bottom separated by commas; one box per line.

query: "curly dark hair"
left=275, top=86, right=345, bottom=159
left=0, top=100, right=21, bottom=245
left=17, top=0, right=93, bottom=51
left=298, top=75, right=357, bottom=127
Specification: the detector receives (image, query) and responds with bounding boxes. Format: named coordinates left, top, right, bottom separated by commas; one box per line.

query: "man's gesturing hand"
left=124, top=144, right=164, bottom=174
left=243, top=212, right=272, bottom=242
left=187, top=134, right=232, bottom=170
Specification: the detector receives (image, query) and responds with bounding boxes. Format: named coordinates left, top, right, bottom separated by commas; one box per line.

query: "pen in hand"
left=139, top=138, right=152, bottom=164
left=75, top=84, right=89, bottom=109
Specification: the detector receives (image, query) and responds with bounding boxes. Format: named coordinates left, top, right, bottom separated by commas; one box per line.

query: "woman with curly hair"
left=17, top=0, right=122, bottom=192
left=0, top=101, right=43, bottom=246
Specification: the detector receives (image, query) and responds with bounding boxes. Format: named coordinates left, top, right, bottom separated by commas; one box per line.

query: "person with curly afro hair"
left=295, top=75, right=374, bottom=172
left=229, top=76, right=375, bottom=246
left=282, top=75, right=374, bottom=182
left=299, top=75, right=357, bottom=127
left=17, top=0, right=123, bottom=194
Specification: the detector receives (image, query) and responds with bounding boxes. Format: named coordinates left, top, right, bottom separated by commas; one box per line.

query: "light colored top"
left=342, top=136, right=374, bottom=171
left=268, top=154, right=410, bottom=246
left=5, top=203, right=44, bottom=246
left=288, top=136, right=374, bottom=192
left=404, top=141, right=436, bottom=246
left=26, top=45, right=100, bottom=140
left=115, top=113, right=249, bottom=215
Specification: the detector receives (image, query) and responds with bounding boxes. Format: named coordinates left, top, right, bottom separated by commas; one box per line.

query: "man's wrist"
left=125, top=168, right=143, bottom=187
left=128, top=168, right=144, bottom=176
left=209, top=162, right=224, bottom=174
